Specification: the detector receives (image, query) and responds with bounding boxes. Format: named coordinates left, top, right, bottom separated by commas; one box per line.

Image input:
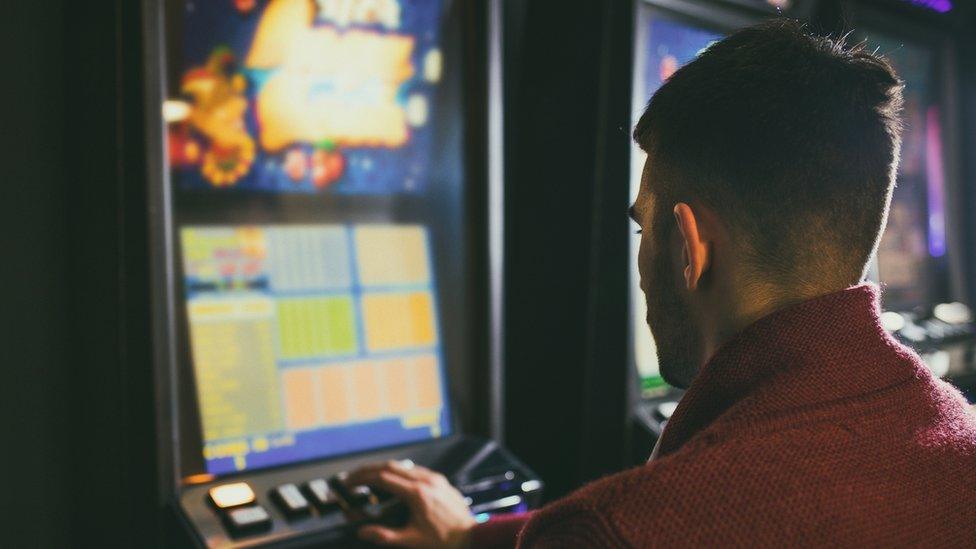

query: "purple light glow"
left=902, top=0, right=953, bottom=14
left=925, top=106, right=947, bottom=258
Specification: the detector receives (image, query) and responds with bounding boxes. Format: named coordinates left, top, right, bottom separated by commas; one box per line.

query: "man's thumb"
left=358, top=524, right=421, bottom=547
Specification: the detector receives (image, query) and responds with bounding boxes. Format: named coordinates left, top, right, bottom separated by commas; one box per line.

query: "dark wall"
left=502, top=0, right=632, bottom=500
left=1, top=1, right=70, bottom=545
left=64, top=0, right=160, bottom=543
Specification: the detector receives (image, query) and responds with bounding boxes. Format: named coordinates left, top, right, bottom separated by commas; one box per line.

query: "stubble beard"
left=644, top=242, right=701, bottom=389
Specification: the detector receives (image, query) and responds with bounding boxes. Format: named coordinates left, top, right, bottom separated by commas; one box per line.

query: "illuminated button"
left=209, top=482, right=256, bottom=509
left=655, top=401, right=679, bottom=421
left=305, top=478, right=339, bottom=511
left=273, top=483, right=310, bottom=517
left=226, top=505, right=271, bottom=535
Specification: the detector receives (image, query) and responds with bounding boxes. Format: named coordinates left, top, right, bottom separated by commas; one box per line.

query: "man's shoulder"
left=519, top=381, right=976, bottom=547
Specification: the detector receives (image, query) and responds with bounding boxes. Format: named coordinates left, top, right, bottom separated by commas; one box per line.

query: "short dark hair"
left=633, top=19, right=903, bottom=290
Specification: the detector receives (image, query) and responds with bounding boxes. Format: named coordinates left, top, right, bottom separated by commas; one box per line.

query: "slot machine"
left=142, top=0, right=541, bottom=545
left=847, top=0, right=976, bottom=397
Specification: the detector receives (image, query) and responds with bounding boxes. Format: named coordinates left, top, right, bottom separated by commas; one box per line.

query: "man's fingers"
left=387, top=459, right=435, bottom=481
left=374, top=471, right=422, bottom=504
left=346, top=460, right=434, bottom=486
left=343, top=469, right=422, bottom=506
left=358, top=525, right=424, bottom=547
left=344, top=461, right=397, bottom=486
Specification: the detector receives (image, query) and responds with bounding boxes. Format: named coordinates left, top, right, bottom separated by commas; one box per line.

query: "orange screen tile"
left=351, top=362, right=384, bottom=420
left=383, top=358, right=414, bottom=414
left=362, top=292, right=436, bottom=351
left=413, top=354, right=442, bottom=409
left=318, top=366, right=352, bottom=425
left=282, top=369, right=318, bottom=430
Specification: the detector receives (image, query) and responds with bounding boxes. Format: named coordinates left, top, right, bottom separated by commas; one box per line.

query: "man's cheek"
left=637, top=236, right=650, bottom=286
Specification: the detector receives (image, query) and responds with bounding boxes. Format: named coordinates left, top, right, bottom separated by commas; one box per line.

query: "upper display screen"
left=167, top=0, right=444, bottom=194
left=630, top=10, right=722, bottom=392
left=182, top=223, right=451, bottom=475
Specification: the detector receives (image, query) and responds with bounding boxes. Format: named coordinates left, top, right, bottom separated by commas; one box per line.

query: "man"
left=347, top=20, right=976, bottom=547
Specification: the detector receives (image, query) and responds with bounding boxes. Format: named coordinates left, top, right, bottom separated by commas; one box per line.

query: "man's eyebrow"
left=628, top=205, right=639, bottom=222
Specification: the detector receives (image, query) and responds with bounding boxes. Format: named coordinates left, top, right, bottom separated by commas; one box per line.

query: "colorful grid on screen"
left=181, top=224, right=446, bottom=448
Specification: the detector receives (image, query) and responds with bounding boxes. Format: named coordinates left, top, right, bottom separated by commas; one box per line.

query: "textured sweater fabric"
left=471, top=284, right=976, bottom=547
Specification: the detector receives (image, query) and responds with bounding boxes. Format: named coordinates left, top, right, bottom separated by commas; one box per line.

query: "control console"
left=177, top=437, right=542, bottom=547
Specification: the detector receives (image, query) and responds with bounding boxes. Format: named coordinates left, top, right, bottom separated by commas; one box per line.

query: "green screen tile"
left=276, top=296, right=357, bottom=359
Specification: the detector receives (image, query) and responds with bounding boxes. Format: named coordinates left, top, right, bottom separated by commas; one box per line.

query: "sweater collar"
left=654, top=283, right=923, bottom=459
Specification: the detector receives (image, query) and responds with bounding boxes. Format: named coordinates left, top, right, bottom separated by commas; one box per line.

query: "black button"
left=305, top=478, right=339, bottom=511
left=225, top=505, right=271, bottom=535
left=350, top=484, right=376, bottom=506
left=273, top=483, right=311, bottom=517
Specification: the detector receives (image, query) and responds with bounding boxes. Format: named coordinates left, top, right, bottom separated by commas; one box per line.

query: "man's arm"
left=344, top=461, right=620, bottom=548
left=515, top=505, right=624, bottom=548
left=345, top=460, right=535, bottom=548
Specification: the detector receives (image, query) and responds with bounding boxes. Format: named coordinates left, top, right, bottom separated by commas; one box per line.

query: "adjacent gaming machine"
left=144, top=1, right=540, bottom=545
left=850, top=3, right=976, bottom=396
left=627, top=0, right=976, bottom=459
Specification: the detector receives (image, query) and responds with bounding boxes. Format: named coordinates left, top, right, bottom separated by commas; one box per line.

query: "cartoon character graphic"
left=180, top=47, right=257, bottom=187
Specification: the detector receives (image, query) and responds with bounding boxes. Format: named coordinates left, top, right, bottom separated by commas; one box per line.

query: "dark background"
left=2, top=0, right=975, bottom=545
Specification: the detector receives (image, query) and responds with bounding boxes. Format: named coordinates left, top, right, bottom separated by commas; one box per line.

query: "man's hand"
left=345, top=460, right=476, bottom=548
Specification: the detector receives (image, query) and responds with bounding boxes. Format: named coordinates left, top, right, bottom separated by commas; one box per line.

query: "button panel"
left=183, top=439, right=545, bottom=545
left=226, top=505, right=272, bottom=535
left=350, top=484, right=376, bottom=506
left=305, top=478, right=340, bottom=511
left=273, top=483, right=311, bottom=517
left=209, top=482, right=256, bottom=509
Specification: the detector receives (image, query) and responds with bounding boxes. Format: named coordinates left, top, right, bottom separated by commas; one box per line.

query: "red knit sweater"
left=472, top=285, right=976, bottom=547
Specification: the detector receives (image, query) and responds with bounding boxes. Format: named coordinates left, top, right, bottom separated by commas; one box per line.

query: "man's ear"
left=673, top=202, right=710, bottom=291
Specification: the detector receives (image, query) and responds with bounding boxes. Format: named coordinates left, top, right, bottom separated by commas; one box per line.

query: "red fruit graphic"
left=311, top=149, right=345, bottom=188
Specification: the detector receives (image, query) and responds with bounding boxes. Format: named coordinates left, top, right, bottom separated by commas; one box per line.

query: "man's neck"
left=699, top=284, right=842, bottom=366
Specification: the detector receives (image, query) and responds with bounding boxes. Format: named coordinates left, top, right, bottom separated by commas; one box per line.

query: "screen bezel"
left=713, top=0, right=813, bottom=18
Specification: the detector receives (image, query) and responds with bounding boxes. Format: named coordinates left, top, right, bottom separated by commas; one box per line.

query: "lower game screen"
left=180, top=223, right=451, bottom=475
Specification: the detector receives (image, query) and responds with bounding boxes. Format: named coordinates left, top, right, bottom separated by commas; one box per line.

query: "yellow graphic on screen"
left=362, top=292, right=437, bottom=351
left=182, top=226, right=267, bottom=289
left=188, top=297, right=285, bottom=442
left=246, top=0, right=416, bottom=152
left=354, top=225, right=430, bottom=286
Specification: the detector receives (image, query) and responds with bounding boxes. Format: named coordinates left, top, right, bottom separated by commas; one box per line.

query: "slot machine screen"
left=162, top=0, right=460, bottom=477
left=630, top=8, right=722, bottom=393
left=180, top=224, right=451, bottom=475
left=858, top=30, right=949, bottom=309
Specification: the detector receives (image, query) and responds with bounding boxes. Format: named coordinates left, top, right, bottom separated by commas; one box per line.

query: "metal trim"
left=142, top=0, right=181, bottom=500
left=487, top=0, right=505, bottom=443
